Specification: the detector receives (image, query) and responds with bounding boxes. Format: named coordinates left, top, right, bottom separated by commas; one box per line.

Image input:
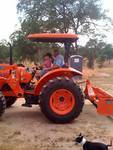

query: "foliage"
left=0, top=0, right=113, bottom=67
left=76, top=38, right=113, bottom=69
left=17, top=0, right=106, bottom=35
left=84, top=38, right=104, bottom=69
left=9, top=30, right=60, bottom=63
left=9, top=30, right=37, bottom=62
left=96, top=44, right=113, bottom=67
left=16, top=0, right=112, bottom=58
left=96, top=54, right=107, bottom=68
left=0, top=40, right=9, bottom=63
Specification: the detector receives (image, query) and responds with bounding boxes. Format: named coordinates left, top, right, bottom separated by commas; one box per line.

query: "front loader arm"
left=2, top=67, right=24, bottom=97
left=7, top=71, right=24, bottom=97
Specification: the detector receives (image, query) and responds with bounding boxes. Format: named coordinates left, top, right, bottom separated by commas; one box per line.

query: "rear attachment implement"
left=84, top=80, right=113, bottom=116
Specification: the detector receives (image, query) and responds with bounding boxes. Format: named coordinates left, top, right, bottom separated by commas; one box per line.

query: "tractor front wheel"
left=0, top=92, right=6, bottom=117
left=5, top=97, right=16, bottom=108
left=40, top=77, right=84, bottom=123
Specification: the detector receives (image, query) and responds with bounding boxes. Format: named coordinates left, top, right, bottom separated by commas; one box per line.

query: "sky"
left=0, top=0, right=19, bottom=41
left=0, top=0, right=113, bottom=43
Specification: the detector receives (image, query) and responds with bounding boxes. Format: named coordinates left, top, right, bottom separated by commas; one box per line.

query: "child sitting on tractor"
left=39, top=53, right=53, bottom=76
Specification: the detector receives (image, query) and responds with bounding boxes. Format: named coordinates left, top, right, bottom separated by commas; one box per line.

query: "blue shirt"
left=54, top=54, right=64, bottom=67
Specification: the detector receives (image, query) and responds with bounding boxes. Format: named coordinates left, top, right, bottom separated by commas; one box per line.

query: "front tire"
left=5, top=97, right=16, bottom=108
left=0, top=92, right=6, bottom=117
left=40, top=77, right=84, bottom=123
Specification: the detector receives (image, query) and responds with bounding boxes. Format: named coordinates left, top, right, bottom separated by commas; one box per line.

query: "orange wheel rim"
left=50, top=89, right=75, bottom=115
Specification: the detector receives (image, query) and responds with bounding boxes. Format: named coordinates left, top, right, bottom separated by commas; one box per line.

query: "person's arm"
left=54, top=55, right=64, bottom=67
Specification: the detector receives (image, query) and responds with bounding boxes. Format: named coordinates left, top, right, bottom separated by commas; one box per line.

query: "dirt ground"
left=0, top=67, right=113, bottom=150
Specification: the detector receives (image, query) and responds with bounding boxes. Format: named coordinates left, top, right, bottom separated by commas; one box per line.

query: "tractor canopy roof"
left=27, top=33, right=78, bottom=43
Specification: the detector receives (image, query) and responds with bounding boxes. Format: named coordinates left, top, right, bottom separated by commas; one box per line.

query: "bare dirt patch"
left=0, top=67, right=113, bottom=150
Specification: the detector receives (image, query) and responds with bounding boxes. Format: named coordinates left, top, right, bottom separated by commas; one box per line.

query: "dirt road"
left=0, top=67, right=113, bottom=150
left=0, top=99, right=113, bottom=150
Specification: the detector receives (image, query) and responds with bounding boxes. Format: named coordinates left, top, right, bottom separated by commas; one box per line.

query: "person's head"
left=43, top=53, right=52, bottom=62
left=53, top=49, right=59, bottom=57
left=43, top=53, right=53, bottom=68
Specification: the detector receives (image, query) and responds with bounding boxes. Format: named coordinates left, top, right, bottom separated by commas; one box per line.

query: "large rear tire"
left=40, top=77, right=84, bottom=123
left=5, top=97, right=16, bottom=108
left=0, top=92, right=6, bottom=117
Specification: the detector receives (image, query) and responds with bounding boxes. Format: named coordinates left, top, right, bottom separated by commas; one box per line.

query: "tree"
left=85, top=38, right=104, bottom=69
left=9, top=30, right=59, bottom=63
left=96, top=44, right=113, bottom=67
left=0, top=40, right=9, bottom=63
left=102, top=44, right=113, bottom=64
left=17, top=0, right=107, bottom=33
left=17, top=0, right=109, bottom=50
left=10, top=30, right=38, bottom=62
left=96, top=53, right=106, bottom=68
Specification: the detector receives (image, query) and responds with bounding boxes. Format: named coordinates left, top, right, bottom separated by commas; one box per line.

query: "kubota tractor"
left=1, top=33, right=112, bottom=123
left=0, top=33, right=84, bottom=123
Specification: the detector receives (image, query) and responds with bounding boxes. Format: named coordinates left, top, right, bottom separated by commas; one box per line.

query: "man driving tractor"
left=53, top=49, right=64, bottom=67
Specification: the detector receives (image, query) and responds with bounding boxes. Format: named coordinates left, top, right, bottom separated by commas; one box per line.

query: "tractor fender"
left=34, top=67, right=82, bottom=96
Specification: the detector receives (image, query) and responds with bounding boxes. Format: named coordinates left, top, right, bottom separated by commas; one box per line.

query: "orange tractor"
left=0, top=33, right=113, bottom=123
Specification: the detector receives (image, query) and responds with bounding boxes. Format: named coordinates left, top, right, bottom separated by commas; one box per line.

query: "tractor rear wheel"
left=40, top=77, right=84, bottom=123
left=5, top=97, right=16, bottom=108
left=0, top=92, right=6, bottom=117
